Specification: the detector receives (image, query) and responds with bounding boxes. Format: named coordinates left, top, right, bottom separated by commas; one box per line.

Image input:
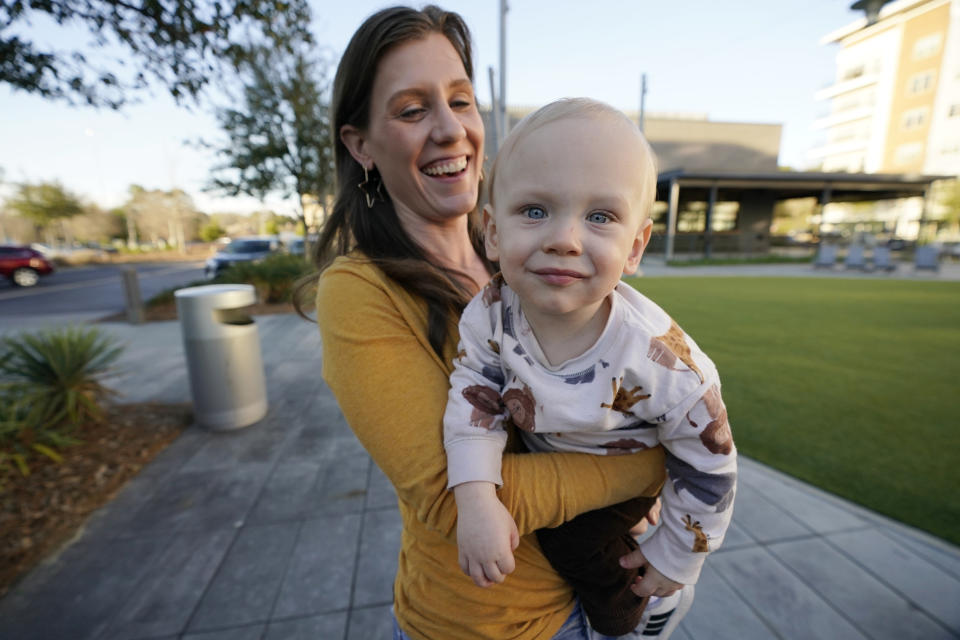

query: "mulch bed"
left=0, top=403, right=192, bottom=597
left=98, top=301, right=298, bottom=323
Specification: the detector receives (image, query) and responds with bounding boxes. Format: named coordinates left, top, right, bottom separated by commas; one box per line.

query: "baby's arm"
left=453, top=482, right=519, bottom=587
left=631, top=379, right=738, bottom=593
left=443, top=295, right=517, bottom=587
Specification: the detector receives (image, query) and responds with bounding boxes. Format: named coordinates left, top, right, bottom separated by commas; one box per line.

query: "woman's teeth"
left=423, top=157, right=467, bottom=176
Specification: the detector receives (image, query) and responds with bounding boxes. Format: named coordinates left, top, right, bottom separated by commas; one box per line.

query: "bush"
left=217, top=253, right=313, bottom=303
left=0, top=327, right=123, bottom=477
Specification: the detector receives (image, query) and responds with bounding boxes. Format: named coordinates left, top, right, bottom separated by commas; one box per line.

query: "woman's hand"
left=628, top=497, right=662, bottom=537
left=454, top=482, right=520, bottom=588
left=619, top=547, right=683, bottom=598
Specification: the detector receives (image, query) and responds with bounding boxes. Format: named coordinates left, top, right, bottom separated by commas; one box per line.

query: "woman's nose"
left=431, top=103, right=467, bottom=144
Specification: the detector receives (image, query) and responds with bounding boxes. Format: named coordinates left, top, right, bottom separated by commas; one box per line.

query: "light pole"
left=498, top=0, right=509, bottom=144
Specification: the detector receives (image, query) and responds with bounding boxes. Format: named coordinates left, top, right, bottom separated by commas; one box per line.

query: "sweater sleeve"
left=639, top=378, right=738, bottom=585
left=316, top=261, right=667, bottom=540
left=443, top=296, right=509, bottom=488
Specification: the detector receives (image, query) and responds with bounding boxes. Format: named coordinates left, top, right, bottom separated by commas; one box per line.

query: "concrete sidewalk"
left=0, top=313, right=958, bottom=640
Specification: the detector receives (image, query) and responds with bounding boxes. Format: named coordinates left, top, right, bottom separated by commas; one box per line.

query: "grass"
left=624, top=276, right=960, bottom=546
left=666, top=255, right=813, bottom=267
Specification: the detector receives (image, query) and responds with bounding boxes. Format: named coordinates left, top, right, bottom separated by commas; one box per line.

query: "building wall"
left=643, top=118, right=781, bottom=173
left=882, top=1, right=950, bottom=171
left=925, top=1, right=960, bottom=172
left=814, top=0, right=960, bottom=176
left=481, top=107, right=782, bottom=174
left=736, top=192, right=776, bottom=253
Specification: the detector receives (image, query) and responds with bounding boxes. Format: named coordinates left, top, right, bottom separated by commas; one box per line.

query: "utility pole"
left=488, top=66, right=500, bottom=155
left=639, top=73, right=647, bottom=132
left=498, top=0, right=509, bottom=143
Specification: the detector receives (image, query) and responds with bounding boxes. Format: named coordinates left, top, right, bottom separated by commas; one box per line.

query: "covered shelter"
left=653, top=170, right=949, bottom=259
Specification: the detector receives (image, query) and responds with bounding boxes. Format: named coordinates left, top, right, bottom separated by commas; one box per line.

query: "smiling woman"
left=339, top=32, right=486, bottom=256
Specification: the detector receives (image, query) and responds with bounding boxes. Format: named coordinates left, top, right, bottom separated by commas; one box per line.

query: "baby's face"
left=484, top=115, right=653, bottom=322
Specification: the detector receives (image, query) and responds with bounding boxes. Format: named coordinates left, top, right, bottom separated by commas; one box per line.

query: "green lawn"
left=624, top=276, right=960, bottom=545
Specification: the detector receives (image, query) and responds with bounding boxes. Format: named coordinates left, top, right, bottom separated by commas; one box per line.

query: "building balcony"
left=814, top=73, right=880, bottom=101
left=806, top=138, right=869, bottom=160
left=812, top=106, right=875, bottom=130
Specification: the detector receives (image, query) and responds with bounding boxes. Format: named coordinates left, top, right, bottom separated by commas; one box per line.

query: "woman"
left=304, top=6, right=666, bottom=639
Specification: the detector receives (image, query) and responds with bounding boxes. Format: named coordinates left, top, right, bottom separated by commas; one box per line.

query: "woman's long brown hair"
left=295, top=5, right=492, bottom=359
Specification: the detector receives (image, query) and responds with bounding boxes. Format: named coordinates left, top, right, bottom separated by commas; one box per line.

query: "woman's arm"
left=316, top=262, right=665, bottom=539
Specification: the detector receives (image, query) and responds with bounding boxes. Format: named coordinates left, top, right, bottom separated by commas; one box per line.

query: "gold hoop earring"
left=358, top=165, right=384, bottom=209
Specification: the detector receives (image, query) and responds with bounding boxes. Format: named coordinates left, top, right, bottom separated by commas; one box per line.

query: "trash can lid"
left=174, top=284, right=256, bottom=309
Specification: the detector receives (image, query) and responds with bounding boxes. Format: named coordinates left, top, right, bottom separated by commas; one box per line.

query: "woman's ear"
left=623, top=218, right=653, bottom=275
left=482, top=204, right=500, bottom=262
left=340, top=124, right=372, bottom=168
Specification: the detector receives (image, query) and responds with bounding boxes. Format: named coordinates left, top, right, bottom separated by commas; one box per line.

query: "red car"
left=0, top=245, right=55, bottom=287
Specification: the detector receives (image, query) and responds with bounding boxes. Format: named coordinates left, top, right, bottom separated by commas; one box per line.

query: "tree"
left=1, top=0, right=311, bottom=109
left=6, top=180, right=83, bottom=243
left=204, top=5, right=333, bottom=250
left=63, top=202, right=125, bottom=244
left=121, top=185, right=198, bottom=248
left=199, top=220, right=225, bottom=242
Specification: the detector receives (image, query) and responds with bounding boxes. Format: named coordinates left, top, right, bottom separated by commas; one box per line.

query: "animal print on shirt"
left=503, top=383, right=536, bottom=432
left=687, top=385, right=733, bottom=455
left=648, top=320, right=704, bottom=382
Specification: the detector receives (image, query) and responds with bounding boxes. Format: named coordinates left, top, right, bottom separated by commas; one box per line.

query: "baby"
left=443, top=98, right=737, bottom=637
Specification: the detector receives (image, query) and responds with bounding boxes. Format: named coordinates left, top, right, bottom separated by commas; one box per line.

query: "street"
left=0, top=261, right=206, bottom=318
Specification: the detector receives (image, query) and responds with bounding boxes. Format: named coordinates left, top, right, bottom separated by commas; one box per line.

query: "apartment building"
left=810, top=0, right=960, bottom=176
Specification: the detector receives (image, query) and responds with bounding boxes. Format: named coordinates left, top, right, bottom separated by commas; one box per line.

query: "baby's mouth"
left=422, top=156, right=468, bottom=176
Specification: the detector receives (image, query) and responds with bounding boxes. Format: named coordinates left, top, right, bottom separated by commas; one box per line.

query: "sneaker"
left=637, top=584, right=694, bottom=638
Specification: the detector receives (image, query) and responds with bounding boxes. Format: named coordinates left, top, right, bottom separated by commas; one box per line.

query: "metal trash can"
left=174, top=284, right=268, bottom=430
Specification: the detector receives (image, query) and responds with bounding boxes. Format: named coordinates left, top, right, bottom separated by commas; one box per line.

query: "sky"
left=0, top=0, right=864, bottom=216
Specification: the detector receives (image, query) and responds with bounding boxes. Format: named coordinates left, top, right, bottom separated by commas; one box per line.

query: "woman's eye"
left=522, top=206, right=547, bottom=220
left=587, top=212, right=611, bottom=224
left=399, top=106, right=426, bottom=119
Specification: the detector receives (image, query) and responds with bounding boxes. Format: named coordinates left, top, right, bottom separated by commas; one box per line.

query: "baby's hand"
left=453, top=482, right=520, bottom=588
left=619, top=547, right=684, bottom=598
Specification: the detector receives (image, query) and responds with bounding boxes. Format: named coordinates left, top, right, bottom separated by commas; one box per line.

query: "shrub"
left=218, top=253, right=313, bottom=303
left=0, top=327, right=123, bottom=476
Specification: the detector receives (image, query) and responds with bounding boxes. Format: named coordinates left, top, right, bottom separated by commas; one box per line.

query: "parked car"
left=284, top=237, right=305, bottom=256
left=0, top=244, right=55, bottom=287
left=204, top=236, right=280, bottom=279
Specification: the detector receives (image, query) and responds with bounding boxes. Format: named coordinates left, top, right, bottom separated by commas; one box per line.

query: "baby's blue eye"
left=587, top=212, right=611, bottom=223
left=523, top=206, right=547, bottom=219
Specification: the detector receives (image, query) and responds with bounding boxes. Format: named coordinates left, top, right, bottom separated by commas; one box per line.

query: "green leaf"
left=12, top=453, right=29, bottom=477
left=31, top=443, right=63, bottom=463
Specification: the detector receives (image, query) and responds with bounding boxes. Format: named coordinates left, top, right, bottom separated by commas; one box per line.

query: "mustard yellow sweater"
left=316, top=255, right=666, bottom=640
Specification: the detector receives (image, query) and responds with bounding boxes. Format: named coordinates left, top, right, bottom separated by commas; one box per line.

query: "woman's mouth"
left=422, top=156, right=468, bottom=177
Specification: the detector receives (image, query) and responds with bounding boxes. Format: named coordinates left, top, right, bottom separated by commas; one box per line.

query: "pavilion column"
left=704, top=183, right=717, bottom=259
left=665, top=178, right=679, bottom=261
left=918, top=187, right=932, bottom=243
left=817, top=185, right=833, bottom=239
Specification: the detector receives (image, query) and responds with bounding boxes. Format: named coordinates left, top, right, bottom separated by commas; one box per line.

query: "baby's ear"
left=623, top=218, right=653, bottom=275
left=483, top=205, right=500, bottom=262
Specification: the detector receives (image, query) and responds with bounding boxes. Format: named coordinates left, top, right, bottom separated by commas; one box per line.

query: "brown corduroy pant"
left=536, top=495, right=658, bottom=637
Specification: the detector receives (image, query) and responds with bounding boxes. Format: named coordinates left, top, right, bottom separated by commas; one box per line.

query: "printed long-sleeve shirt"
left=443, top=277, right=738, bottom=584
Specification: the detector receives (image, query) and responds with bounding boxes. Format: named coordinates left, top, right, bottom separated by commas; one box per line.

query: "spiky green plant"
left=0, top=327, right=123, bottom=477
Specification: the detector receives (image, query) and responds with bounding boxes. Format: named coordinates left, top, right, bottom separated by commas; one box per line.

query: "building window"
left=907, top=71, right=935, bottom=95
left=894, top=142, right=923, bottom=165
left=902, top=108, right=928, bottom=130
left=841, top=64, right=865, bottom=81
left=913, top=33, right=942, bottom=59
left=675, top=201, right=740, bottom=233
left=949, top=104, right=960, bottom=118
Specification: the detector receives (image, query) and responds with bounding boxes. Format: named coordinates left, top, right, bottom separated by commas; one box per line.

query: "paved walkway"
left=1, top=269, right=959, bottom=639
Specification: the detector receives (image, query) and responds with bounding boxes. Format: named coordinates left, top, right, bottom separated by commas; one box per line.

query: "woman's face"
left=354, top=33, right=484, bottom=228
